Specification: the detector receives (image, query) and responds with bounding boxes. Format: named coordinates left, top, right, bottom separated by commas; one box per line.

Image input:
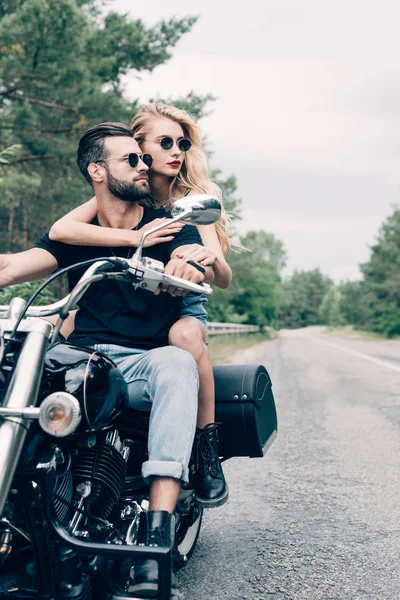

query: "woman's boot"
left=194, top=423, right=229, bottom=508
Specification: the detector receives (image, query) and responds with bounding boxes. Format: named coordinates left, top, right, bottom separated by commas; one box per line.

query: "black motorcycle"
left=0, top=196, right=277, bottom=600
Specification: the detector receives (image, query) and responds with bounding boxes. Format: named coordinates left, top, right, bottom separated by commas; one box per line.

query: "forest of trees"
left=1, top=1, right=399, bottom=337
left=276, top=207, right=400, bottom=337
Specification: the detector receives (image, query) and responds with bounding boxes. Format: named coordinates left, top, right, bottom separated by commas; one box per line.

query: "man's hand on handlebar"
left=156, top=258, right=205, bottom=297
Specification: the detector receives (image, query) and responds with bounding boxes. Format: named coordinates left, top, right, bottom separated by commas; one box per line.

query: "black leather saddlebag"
left=214, top=364, right=277, bottom=458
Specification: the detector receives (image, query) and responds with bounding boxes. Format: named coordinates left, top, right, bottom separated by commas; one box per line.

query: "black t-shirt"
left=35, top=206, right=203, bottom=350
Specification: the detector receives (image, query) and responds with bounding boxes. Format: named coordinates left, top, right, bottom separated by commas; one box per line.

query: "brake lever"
left=160, top=274, right=212, bottom=296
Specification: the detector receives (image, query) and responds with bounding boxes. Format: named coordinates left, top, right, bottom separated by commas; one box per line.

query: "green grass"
left=325, top=325, right=400, bottom=341
left=208, top=331, right=276, bottom=363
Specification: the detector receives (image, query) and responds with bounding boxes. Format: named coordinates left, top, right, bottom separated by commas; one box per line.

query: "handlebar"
left=0, top=256, right=212, bottom=320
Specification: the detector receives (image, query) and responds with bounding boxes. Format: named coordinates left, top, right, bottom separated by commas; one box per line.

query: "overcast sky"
left=111, top=0, right=400, bottom=281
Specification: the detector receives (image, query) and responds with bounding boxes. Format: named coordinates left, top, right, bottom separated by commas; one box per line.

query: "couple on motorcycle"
left=0, top=103, right=232, bottom=599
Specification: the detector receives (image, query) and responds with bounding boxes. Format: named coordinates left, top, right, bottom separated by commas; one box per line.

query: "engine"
left=70, top=431, right=131, bottom=530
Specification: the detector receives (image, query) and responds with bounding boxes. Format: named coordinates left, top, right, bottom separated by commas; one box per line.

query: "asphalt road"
left=179, top=327, right=400, bottom=600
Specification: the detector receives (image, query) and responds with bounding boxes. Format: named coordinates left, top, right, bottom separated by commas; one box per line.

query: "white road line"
left=312, top=337, right=400, bottom=374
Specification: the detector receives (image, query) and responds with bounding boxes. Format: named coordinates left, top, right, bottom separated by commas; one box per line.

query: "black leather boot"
left=194, top=423, right=229, bottom=508
left=128, top=510, right=180, bottom=599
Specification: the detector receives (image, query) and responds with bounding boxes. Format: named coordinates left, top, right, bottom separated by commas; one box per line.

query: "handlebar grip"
left=161, top=274, right=212, bottom=296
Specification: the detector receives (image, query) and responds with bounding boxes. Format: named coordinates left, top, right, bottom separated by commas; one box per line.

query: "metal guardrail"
left=208, top=322, right=260, bottom=335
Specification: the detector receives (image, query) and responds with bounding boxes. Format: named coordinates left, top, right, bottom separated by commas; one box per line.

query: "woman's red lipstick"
left=168, top=161, right=181, bottom=167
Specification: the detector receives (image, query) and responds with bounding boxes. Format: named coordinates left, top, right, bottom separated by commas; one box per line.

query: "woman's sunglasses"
left=98, top=153, right=153, bottom=168
left=159, top=137, right=192, bottom=152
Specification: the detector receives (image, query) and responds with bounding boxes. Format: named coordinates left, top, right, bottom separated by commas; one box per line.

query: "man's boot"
left=194, top=423, right=229, bottom=508
left=128, top=510, right=180, bottom=599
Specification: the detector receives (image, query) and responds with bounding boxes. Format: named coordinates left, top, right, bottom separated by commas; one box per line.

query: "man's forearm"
left=0, top=254, right=14, bottom=288
left=0, top=249, right=58, bottom=289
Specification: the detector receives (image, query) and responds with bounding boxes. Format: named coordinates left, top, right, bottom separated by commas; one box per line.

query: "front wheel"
left=174, top=494, right=203, bottom=569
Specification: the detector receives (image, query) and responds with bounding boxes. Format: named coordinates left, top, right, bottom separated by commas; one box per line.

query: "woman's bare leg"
left=168, top=316, right=214, bottom=428
left=168, top=316, right=228, bottom=507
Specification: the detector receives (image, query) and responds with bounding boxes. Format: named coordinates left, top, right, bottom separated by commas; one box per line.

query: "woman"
left=49, top=103, right=232, bottom=508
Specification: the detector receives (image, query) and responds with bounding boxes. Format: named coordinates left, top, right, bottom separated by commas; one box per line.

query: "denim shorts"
left=180, top=293, right=208, bottom=328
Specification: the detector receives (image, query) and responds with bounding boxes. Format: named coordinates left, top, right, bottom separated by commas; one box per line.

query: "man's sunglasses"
left=98, top=153, right=153, bottom=168
left=159, top=137, right=192, bottom=152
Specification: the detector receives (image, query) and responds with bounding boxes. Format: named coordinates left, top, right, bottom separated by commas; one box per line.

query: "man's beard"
left=106, top=168, right=150, bottom=202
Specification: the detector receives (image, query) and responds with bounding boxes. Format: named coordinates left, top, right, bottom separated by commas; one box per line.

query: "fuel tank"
left=40, top=342, right=128, bottom=433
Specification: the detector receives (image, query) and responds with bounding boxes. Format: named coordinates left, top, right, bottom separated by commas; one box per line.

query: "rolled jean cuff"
left=142, top=460, right=189, bottom=484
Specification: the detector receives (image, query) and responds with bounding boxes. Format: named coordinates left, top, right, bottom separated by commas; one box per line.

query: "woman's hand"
left=175, top=243, right=217, bottom=266
left=134, top=219, right=185, bottom=247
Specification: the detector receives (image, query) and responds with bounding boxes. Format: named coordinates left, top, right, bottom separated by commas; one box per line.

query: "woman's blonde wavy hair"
left=130, top=102, right=231, bottom=256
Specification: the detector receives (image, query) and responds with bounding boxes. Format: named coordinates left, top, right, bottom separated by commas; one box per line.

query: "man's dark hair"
left=77, top=122, right=133, bottom=185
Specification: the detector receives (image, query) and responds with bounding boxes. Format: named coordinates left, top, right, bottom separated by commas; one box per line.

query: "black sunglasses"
left=98, top=153, right=153, bottom=168
left=159, top=137, right=192, bottom=152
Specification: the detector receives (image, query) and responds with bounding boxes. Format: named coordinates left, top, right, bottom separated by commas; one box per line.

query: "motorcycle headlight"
left=39, top=392, right=81, bottom=437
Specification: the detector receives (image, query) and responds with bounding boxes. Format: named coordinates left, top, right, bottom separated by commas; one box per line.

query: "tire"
left=174, top=495, right=203, bottom=569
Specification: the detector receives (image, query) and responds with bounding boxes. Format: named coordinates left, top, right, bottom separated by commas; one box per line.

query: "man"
left=0, top=122, right=212, bottom=599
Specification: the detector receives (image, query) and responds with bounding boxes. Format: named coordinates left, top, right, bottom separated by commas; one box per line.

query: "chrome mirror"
left=170, top=194, right=221, bottom=225
left=133, top=194, right=221, bottom=260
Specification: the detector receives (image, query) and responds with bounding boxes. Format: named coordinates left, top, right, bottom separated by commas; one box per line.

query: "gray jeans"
left=92, top=343, right=199, bottom=483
